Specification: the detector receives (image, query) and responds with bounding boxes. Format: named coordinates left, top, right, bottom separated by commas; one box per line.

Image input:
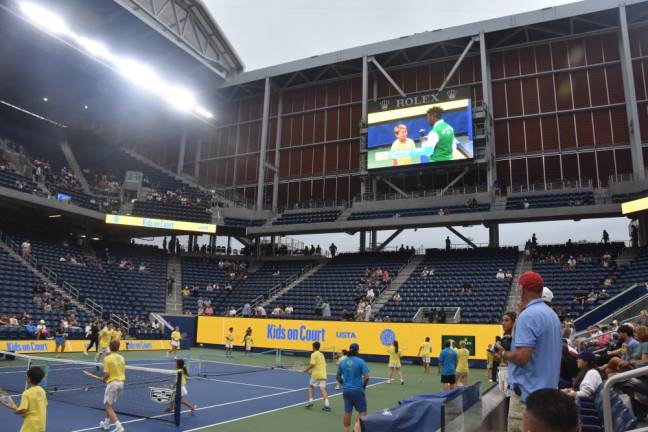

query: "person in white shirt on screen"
left=390, top=124, right=418, bottom=167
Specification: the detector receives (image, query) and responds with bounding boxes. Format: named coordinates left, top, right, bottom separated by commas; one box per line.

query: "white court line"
left=69, top=379, right=387, bottom=432
left=193, top=376, right=294, bottom=391
left=183, top=380, right=389, bottom=432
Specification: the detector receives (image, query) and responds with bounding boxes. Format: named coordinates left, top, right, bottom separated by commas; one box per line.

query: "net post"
left=174, top=370, right=182, bottom=426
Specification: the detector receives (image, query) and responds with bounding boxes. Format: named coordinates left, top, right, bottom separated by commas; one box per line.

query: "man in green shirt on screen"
left=423, top=106, right=455, bottom=162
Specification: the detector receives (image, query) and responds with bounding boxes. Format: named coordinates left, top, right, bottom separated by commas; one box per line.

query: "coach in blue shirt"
left=439, top=339, right=458, bottom=391
left=337, top=343, right=369, bottom=432
left=495, top=271, right=561, bottom=432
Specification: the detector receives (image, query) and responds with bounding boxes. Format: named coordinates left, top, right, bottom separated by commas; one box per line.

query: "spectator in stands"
left=573, top=289, right=587, bottom=307
left=567, top=256, right=576, bottom=270
left=271, top=306, right=283, bottom=316
left=204, top=305, right=214, bottom=316
left=138, top=263, right=148, bottom=272
left=8, top=314, right=19, bottom=327
left=445, top=236, right=451, bottom=250
left=21, top=239, right=31, bottom=258
left=639, top=310, right=648, bottom=326
left=321, top=302, right=331, bottom=318
left=329, top=243, right=337, bottom=258
left=522, top=388, right=579, bottom=432
left=607, top=324, right=641, bottom=361
left=224, top=282, right=232, bottom=291
left=558, top=341, right=578, bottom=389
left=631, top=225, right=639, bottom=247
left=602, top=229, right=609, bottom=244
left=227, top=307, right=237, bottom=317
left=242, top=303, right=252, bottom=317
left=392, top=292, right=401, bottom=303
left=496, top=269, right=505, bottom=279
left=316, top=245, right=321, bottom=255
left=461, top=281, right=473, bottom=293
left=364, top=304, right=372, bottom=322
left=494, top=312, right=516, bottom=396
left=272, top=266, right=280, bottom=276
left=522, top=198, right=530, bottom=209
left=285, top=305, right=294, bottom=316
left=366, top=287, right=375, bottom=303
left=586, top=289, right=599, bottom=304
left=181, top=286, right=190, bottom=297
left=561, top=351, right=605, bottom=400
left=35, top=320, right=48, bottom=340
left=494, top=271, right=561, bottom=432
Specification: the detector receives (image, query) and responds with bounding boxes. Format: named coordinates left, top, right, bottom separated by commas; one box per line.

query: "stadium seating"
left=181, top=258, right=308, bottom=314
left=531, top=242, right=625, bottom=320
left=0, top=248, right=91, bottom=340
left=611, top=189, right=648, bottom=203
left=268, top=252, right=413, bottom=320
left=8, top=236, right=167, bottom=319
left=379, top=249, right=518, bottom=323
left=133, top=200, right=212, bottom=223
left=577, top=384, right=637, bottom=432
left=0, top=169, right=40, bottom=195
left=505, top=191, right=594, bottom=210
left=272, top=210, right=341, bottom=225
left=348, top=204, right=490, bottom=221
left=223, top=217, right=266, bottom=228
left=48, top=185, right=100, bottom=211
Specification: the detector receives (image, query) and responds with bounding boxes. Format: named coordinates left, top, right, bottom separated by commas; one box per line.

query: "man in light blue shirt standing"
left=438, top=339, right=458, bottom=391
left=495, top=271, right=562, bottom=432
left=337, top=343, right=369, bottom=432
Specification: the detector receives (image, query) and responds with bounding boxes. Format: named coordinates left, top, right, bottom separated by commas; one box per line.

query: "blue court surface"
left=0, top=357, right=387, bottom=432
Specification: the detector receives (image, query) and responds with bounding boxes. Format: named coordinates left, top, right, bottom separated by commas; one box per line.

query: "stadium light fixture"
left=194, top=106, right=214, bottom=119
left=84, top=105, right=88, bottom=109
left=75, top=36, right=112, bottom=61
left=48, top=214, right=61, bottom=218
left=42, top=97, right=48, bottom=102
left=20, top=2, right=71, bottom=37
left=115, top=59, right=163, bottom=91
left=163, top=86, right=196, bottom=112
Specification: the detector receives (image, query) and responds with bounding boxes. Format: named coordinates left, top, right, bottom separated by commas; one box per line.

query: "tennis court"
left=0, top=348, right=391, bottom=432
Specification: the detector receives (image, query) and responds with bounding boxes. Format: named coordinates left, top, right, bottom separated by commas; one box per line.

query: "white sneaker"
left=99, top=420, right=110, bottom=431
left=114, top=425, right=125, bottom=432
left=83, top=351, right=88, bottom=356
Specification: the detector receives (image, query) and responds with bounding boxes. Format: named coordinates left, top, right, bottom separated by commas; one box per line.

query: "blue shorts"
left=55, top=337, right=65, bottom=346
left=343, top=389, right=367, bottom=414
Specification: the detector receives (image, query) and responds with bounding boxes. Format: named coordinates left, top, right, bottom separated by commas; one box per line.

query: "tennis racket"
left=82, top=370, right=103, bottom=381
left=0, top=389, right=17, bottom=409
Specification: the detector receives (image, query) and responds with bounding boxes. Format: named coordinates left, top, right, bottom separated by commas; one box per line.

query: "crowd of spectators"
left=145, top=189, right=207, bottom=208
left=84, top=170, right=121, bottom=196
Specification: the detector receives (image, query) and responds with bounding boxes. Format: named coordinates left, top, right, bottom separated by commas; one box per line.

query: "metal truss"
left=114, top=0, right=243, bottom=79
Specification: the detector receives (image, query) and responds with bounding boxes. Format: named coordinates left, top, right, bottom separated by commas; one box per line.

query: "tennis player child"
left=455, top=340, right=470, bottom=386
left=13, top=366, right=47, bottom=432
left=243, top=328, right=253, bottom=354
left=54, top=321, right=67, bottom=358
left=95, top=323, right=113, bottom=363
left=100, top=340, right=125, bottom=432
left=417, top=337, right=432, bottom=376
left=225, top=327, right=234, bottom=356
left=111, top=326, right=122, bottom=342
left=167, top=359, right=197, bottom=414
left=386, top=340, right=404, bottom=385
left=303, top=341, right=331, bottom=411
left=168, top=326, right=181, bottom=357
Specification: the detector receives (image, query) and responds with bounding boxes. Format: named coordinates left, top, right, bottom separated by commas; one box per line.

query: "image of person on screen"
left=390, top=124, right=419, bottom=167
left=422, top=106, right=455, bottom=162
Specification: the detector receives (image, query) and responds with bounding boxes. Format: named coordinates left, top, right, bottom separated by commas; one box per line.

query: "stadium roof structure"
left=214, top=0, right=648, bottom=98
left=0, top=0, right=242, bottom=135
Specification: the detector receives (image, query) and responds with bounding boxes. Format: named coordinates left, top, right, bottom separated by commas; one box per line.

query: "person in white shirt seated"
left=567, top=256, right=577, bottom=270
left=495, top=269, right=505, bottom=279
left=421, top=266, right=429, bottom=278
left=366, top=288, right=375, bottom=302
left=206, top=283, right=214, bottom=292
left=271, top=306, right=283, bottom=315
left=255, top=306, right=267, bottom=317
left=285, top=305, right=294, bottom=315
left=561, top=351, right=604, bottom=400
left=228, top=307, right=237, bottom=316
left=505, top=270, right=512, bottom=278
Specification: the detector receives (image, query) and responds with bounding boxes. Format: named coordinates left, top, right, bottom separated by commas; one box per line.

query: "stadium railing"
left=602, top=364, right=648, bottom=432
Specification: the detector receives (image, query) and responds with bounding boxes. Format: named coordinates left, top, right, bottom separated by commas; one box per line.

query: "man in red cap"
left=494, top=271, right=562, bottom=432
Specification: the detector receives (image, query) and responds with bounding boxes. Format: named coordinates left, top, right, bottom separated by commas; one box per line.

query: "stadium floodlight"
left=42, top=97, right=48, bottom=102
left=194, top=106, right=214, bottom=119
left=115, top=59, right=163, bottom=90
left=84, top=105, right=88, bottom=109
left=164, top=86, right=196, bottom=112
left=76, top=36, right=112, bottom=61
left=20, top=2, right=72, bottom=37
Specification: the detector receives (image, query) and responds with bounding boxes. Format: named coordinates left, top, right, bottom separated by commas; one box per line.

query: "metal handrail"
left=110, top=313, right=128, bottom=329
left=602, top=364, right=648, bottom=432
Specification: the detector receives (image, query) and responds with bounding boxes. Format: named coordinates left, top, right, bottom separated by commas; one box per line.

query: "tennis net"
left=277, top=346, right=336, bottom=371
left=0, top=350, right=182, bottom=425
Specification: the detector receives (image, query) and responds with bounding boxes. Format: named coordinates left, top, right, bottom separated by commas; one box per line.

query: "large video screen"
left=367, top=89, right=473, bottom=170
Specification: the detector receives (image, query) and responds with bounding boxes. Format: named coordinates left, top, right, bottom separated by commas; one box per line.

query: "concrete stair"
left=505, top=251, right=531, bottom=312
left=491, top=195, right=508, bottom=211
left=60, top=138, right=92, bottom=194
left=260, top=261, right=327, bottom=308
left=371, top=254, right=425, bottom=318
left=165, top=255, right=183, bottom=314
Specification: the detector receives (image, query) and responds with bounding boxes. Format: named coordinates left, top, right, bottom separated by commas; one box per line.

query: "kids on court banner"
left=2, top=339, right=171, bottom=354
left=197, top=316, right=500, bottom=360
